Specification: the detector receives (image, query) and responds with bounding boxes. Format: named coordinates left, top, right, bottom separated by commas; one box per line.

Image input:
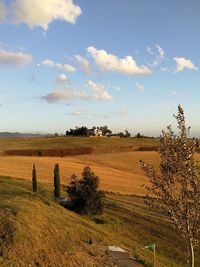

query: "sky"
left=0, top=0, right=199, bottom=136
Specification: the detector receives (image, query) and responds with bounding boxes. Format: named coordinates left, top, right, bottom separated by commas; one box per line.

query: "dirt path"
left=108, top=247, right=143, bottom=267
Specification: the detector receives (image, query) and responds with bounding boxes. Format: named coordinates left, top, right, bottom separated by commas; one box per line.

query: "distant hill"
left=0, top=132, right=52, bottom=138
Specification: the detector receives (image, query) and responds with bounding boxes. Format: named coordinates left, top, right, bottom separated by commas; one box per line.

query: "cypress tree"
left=32, top=164, right=37, bottom=192
left=54, top=163, right=61, bottom=198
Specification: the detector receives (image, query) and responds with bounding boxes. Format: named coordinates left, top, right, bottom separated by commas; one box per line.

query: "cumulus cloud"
left=41, top=86, right=94, bottom=103
left=0, top=49, right=32, bottom=66
left=87, top=46, right=151, bottom=75
left=135, top=82, right=144, bottom=92
left=42, top=59, right=76, bottom=73
left=0, top=0, right=82, bottom=30
left=42, top=79, right=113, bottom=104
left=74, top=55, right=90, bottom=74
left=174, top=57, right=198, bottom=72
left=41, top=89, right=78, bottom=103
left=55, top=73, right=68, bottom=83
left=86, top=80, right=113, bottom=101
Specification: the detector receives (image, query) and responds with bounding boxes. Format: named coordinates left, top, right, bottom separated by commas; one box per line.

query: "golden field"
left=1, top=137, right=200, bottom=266
left=0, top=151, right=160, bottom=195
left=0, top=136, right=200, bottom=195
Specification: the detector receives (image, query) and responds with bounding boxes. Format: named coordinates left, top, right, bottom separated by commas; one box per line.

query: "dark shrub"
left=66, top=166, right=105, bottom=215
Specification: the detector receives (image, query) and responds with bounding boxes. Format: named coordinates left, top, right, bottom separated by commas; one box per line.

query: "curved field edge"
left=1, top=176, right=198, bottom=266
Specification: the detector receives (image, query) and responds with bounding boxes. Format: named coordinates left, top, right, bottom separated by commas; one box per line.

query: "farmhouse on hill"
left=94, top=127, right=103, bottom=137
left=66, top=126, right=111, bottom=137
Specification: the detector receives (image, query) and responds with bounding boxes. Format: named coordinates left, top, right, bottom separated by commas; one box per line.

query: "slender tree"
left=141, top=105, right=200, bottom=267
left=32, top=164, right=37, bottom=192
left=54, top=163, right=61, bottom=198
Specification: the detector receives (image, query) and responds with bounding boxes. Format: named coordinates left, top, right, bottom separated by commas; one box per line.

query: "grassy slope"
left=1, top=176, right=198, bottom=267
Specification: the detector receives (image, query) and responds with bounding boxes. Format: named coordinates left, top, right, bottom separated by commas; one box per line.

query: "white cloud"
left=174, top=57, right=198, bottom=72
left=156, top=45, right=165, bottom=59
left=86, top=80, right=113, bottom=101
left=0, top=49, right=32, bottom=66
left=55, top=73, right=67, bottom=83
left=42, top=79, right=114, bottom=104
left=42, top=89, right=78, bottom=103
left=87, top=46, right=151, bottom=75
left=42, top=59, right=76, bottom=73
left=78, top=91, right=93, bottom=101
left=136, top=82, right=144, bottom=92
left=74, top=55, right=90, bottom=74
left=42, top=88, right=95, bottom=103
left=1, top=0, right=82, bottom=30
left=150, top=44, right=165, bottom=66
left=69, top=110, right=83, bottom=116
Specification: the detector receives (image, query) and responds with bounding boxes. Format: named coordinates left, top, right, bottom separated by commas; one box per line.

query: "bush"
left=66, top=166, right=105, bottom=215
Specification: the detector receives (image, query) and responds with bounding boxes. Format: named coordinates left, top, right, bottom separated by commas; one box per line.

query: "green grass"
left=1, top=176, right=198, bottom=266
left=0, top=136, right=158, bottom=155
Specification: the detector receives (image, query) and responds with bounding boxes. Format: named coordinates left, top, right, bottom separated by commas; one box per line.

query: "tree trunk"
left=189, top=242, right=194, bottom=267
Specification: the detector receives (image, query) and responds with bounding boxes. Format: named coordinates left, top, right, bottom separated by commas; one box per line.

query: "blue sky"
left=0, top=0, right=199, bottom=136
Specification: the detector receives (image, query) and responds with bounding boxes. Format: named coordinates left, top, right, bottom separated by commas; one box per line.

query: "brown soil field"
left=4, top=147, right=93, bottom=157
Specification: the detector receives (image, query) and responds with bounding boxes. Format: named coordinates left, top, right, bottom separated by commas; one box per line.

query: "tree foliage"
left=54, top=163, right=61, bottom=198
left=66, top=166, right=105, bottom=215
left=66, top=125, right=112, bottom=137
left=32, top=164, right=37, bottom=192
left=141, top=105, right=200, bottom=267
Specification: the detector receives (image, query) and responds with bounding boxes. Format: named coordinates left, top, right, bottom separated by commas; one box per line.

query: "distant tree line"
left=66, top=126, right=112, bottom=137
left=65, top=126, right=133, bottom=138
left=115, top=130, right=131, bottom=138
left=134, top=132, right=155, bottom=139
